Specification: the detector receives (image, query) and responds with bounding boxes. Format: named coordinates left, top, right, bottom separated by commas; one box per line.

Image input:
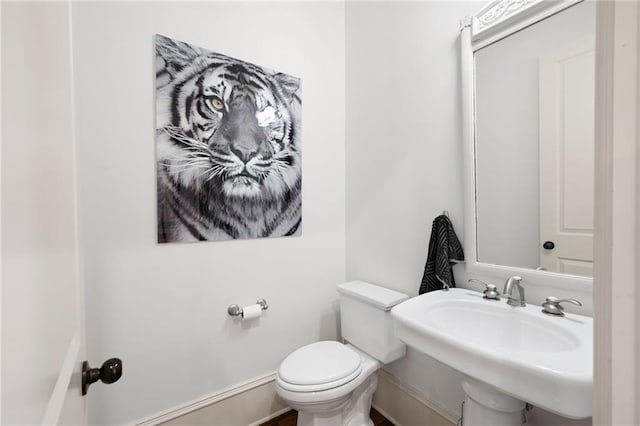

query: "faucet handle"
left=468, top=279, right=500, bottom=300
left=541, top=296, right=582, bottom=317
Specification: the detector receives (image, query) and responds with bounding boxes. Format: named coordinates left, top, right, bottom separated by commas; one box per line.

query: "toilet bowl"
left=275, top=281, right=409, bottom=426
left=276, top=342, right=381, bottom=426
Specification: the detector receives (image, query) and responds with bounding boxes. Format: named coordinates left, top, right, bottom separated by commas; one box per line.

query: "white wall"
left=346, top=3, right=590, bottom=425
left=346, top=1, right=473, bottom=294
left=346, top=0, right=477, bottom=415
left=1, top=2, right=82, bottom=424
left=71, top=2, right=345, bottom=424
left=475, top=1, right=596, bottom=269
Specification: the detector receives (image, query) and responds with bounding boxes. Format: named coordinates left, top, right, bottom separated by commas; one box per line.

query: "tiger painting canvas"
left=155, top=35, right=302, bottom=243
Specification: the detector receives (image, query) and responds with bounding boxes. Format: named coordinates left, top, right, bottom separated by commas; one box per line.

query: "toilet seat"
left=277, top=341, right=362, bottom=392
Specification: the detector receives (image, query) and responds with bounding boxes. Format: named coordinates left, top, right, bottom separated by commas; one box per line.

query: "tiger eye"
left=210, top=97, right=224, bottom=111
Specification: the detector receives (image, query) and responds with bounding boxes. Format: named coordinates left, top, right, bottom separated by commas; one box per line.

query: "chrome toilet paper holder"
left=228, top=298, right=268, bottom=317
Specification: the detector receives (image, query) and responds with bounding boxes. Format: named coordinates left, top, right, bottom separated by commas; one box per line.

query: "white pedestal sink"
left=390, top=288, right=592, bottom=425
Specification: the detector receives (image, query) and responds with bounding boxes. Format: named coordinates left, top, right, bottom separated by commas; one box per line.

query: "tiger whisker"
left=205, top=165, right=230, bottom=181
left=164, top=156, right=212, bottom=168
left=165, top=153, right=210, bottom=161
left=169, top=162, right=210, bottom=171
left=270, top=159, right=291, bottom=169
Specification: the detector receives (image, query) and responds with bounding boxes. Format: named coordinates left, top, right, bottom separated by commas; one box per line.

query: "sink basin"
left=391, top=288, right=592, bottom=419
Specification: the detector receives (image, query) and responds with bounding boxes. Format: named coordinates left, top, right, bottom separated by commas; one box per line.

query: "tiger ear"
left=273, top=73, right=301, bottom=103
left=155, top=34, right=202, bottom=77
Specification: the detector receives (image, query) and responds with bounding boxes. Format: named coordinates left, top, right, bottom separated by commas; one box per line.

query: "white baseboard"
left=373, top=370, right=460, bottom=426
left=132, top=372, right=290, bottom=426
left=131, top=368, right=459, bottom=426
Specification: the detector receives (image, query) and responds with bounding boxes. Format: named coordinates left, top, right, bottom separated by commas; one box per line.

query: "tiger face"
left=156, top=35, right=301, bottom=200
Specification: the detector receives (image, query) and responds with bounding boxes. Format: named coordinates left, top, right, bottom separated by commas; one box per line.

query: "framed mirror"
left=460, top=0, right=595, bottom=291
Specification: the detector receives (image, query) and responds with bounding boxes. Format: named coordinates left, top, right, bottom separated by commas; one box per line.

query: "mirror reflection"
left=474, top=1, right=596, bottom=277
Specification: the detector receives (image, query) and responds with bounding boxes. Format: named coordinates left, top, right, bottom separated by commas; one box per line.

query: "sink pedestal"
left=462, top=378, right=525, bottom=426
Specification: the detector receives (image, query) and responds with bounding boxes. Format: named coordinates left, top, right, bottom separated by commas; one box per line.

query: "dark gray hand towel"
left=419, top=215, right=464, bottom=294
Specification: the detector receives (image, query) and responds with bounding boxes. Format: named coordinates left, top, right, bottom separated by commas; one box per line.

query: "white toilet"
left=275, top=281, right=409, bottom=426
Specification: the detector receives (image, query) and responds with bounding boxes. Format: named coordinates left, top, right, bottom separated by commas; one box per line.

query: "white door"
left=538, top=36, right=595, bottom=276
left=2, top=2, right=87, bottom=424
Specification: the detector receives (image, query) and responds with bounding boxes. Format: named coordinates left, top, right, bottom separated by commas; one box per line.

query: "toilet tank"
left=337, top=281, right=409, bottom=363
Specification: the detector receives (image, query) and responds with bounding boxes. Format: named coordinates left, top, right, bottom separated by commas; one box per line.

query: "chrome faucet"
left=503, top=276, right=525, bottom=307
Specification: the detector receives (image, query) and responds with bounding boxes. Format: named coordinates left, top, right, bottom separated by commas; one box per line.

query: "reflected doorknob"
left=82, top=358, right=122, bottom=395
left=543, top=241, right=555, bottom=250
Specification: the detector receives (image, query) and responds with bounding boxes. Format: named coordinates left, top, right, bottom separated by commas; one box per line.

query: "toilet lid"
left=277, top=341, right=362, bottom=391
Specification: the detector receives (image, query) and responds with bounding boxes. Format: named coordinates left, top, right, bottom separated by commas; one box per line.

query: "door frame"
left=593, top=0, right=640, bottom=424
left=1, top=1, right=4, bottom=421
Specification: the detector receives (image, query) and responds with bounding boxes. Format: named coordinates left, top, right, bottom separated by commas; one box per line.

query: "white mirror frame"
left=460, top=0, right=593, bottom=294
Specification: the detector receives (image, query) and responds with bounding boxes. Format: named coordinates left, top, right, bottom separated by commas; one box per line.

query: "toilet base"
left=295, top=373, right=378, bottom=426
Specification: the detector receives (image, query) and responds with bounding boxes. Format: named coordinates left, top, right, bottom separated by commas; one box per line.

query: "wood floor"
left=259, top=408, right=394, bottom=426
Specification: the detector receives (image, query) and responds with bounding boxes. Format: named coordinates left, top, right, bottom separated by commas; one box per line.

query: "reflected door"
left=538, top=36, right=595, bottom=276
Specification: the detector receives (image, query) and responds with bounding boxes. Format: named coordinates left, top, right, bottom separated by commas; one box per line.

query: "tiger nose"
left=230, top=144, right=258, bottom=162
